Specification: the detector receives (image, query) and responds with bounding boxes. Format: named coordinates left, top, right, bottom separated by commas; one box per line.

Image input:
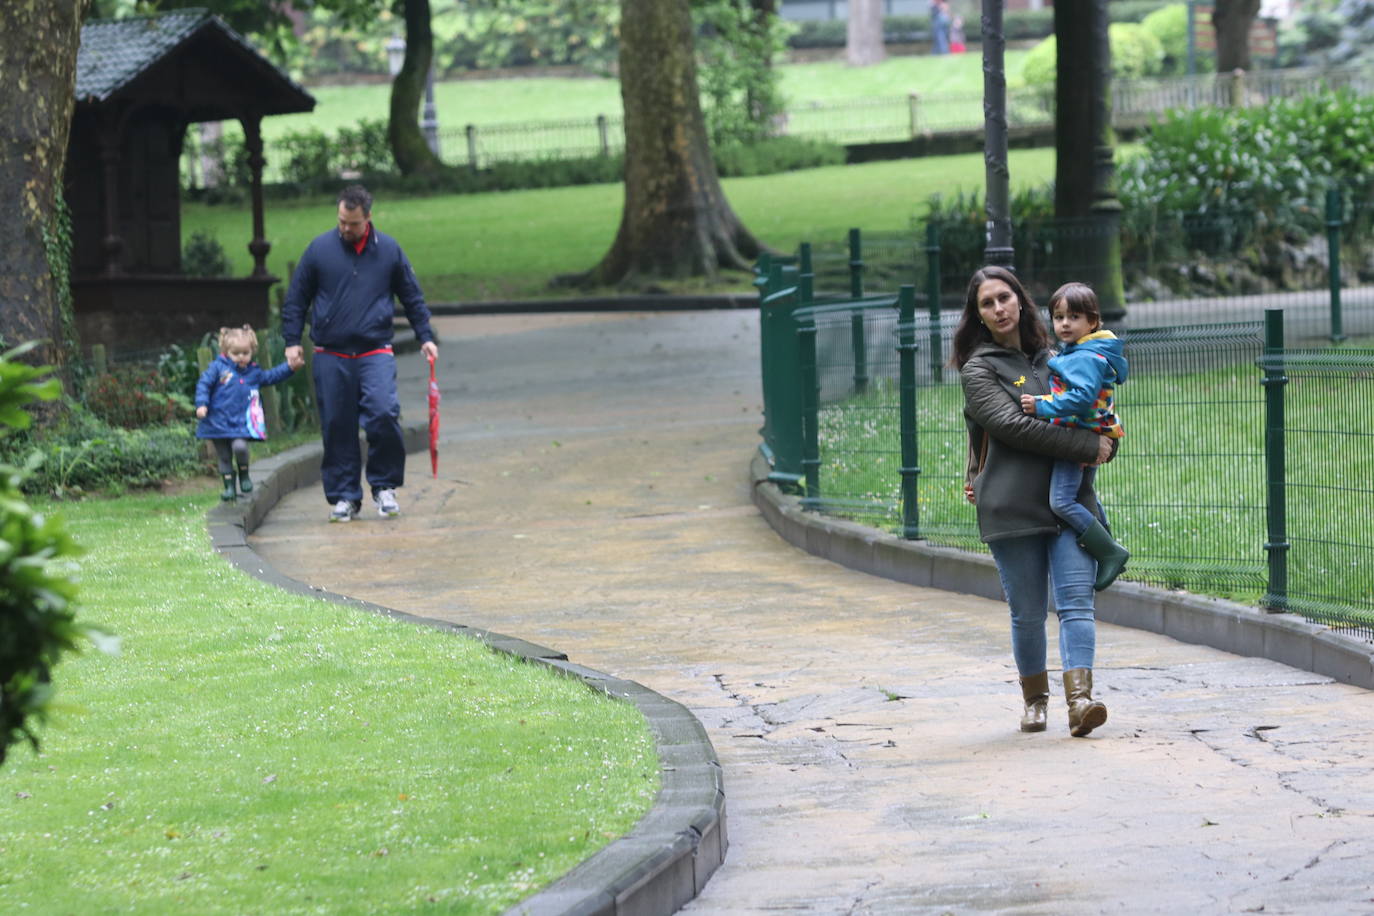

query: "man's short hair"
left=337, top=185, right=373, bottom=216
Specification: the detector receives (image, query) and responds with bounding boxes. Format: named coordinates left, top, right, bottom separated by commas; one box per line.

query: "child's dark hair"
left=1049, top=282, right=1101, bottom=330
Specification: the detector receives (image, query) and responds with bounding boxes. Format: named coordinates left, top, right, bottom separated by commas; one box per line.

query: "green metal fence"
left=757, top=234, right=1374, bottom=641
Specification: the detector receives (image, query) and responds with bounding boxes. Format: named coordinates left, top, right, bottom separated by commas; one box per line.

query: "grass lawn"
left=0, top=492, right=658, bottom=914
left=183, top=147, right=1056, bottom=302
left=257, top=50, right=1031, bottom=141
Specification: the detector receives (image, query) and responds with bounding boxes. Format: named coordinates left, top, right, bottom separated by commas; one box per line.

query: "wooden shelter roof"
left=76, top=8, right=314, bottom=119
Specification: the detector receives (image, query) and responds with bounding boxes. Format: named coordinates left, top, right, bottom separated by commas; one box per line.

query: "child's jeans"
left=212, top=438, right=250, bottom=475
left=1049, top=459, right=1098, bottom=535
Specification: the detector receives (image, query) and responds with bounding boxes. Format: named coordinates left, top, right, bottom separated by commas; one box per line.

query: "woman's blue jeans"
left=988, top=528, right=1097, bottom=676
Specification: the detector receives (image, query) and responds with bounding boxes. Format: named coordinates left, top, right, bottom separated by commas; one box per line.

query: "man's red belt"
left=313, top=346, right=393, bottom=358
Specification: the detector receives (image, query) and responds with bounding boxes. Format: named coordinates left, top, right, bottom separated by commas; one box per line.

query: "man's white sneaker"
left=374, top=488, right=400, bottom=518
left=329, top=499, right=360, bottom=523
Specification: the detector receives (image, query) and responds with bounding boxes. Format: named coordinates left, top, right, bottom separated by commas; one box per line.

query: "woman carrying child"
left=195, top=325, right=296, bottom=501
left=956, top=267, right=1116, bottom=737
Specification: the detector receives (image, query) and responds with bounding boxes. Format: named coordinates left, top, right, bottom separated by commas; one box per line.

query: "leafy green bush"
left=1021, top=23, right=1166, bottom=87
left=0, top=342, right=81, bottom=763
left=335, top=118, right=393, bottom=175
left=276, top=127, right=336, bottom=184
left=181, top=230, right=230, bottom=277
left=1140, top=3, right=1189, bottom=75
left=0, top=405, right=202, bottom=499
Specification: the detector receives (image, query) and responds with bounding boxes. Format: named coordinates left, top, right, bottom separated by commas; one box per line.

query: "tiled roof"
left=75, top=8, right=309, bottom=103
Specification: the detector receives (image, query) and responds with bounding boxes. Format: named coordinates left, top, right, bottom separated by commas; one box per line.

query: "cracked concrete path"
left=250, top=311, right=1374, bottom=914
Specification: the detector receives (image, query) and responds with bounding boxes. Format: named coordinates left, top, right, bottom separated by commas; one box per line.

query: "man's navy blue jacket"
left=281, top=225, right=434, bottom=353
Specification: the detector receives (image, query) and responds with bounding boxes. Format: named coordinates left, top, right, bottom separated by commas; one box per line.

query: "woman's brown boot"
left=1063, top=668, right=1108, bottom=737
left=1019, top=671, right=1049, bottom=732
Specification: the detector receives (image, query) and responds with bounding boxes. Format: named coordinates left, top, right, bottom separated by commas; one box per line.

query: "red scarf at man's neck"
left=352, top=222, right=371, bottom=255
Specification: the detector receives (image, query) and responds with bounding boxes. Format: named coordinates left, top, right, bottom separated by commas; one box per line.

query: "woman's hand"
left=964, top=483, right=976, bottom=505
left=1090, top=435, right=1113, bottom=466
left=1019, top=393, right=1037, bottom=415
left=195, top=406, right=207, bottom=419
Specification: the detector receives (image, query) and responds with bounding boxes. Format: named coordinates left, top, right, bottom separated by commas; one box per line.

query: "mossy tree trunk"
left=1053, top=0, right=1125, bottom=322
left=570, top=0, right=763, bottom=289
left=1213, top=0, right=1261, bottom=73
left=388, top=0, right=445, bottom=176
left=0, top=0, right=87, bottom=364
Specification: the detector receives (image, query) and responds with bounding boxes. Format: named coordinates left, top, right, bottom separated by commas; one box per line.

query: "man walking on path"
left=282, top=185, right=438, bottom=523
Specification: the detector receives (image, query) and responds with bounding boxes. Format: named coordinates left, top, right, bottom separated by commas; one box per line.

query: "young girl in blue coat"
left=195, top=326, right=295, bottom=501
left=1019, top=283, right=1130, bottom=590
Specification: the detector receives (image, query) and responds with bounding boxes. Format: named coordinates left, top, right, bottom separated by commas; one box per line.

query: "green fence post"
left=761, top=261, right=803, bottom=488
left=848, top=228, right=869, bottom=395
left=90, top=342, right=108, bottom=377
left=925, top=221, right=943, bottom=382
left=256, top=327, right=283, bottom=437
left=196, top=344, right=215, bottom=464
left=1261, top=308, right=1289, bottom=611
left=798, top=309, right=821, bottom=507
left=1326, top=184, right=1345, bottom=343
left=897, top=285, right=922, bottom=539
left=798, top=241, right=814, bottom=304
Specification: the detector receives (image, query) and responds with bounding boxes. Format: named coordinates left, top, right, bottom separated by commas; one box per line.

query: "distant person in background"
left=949, top=14, right=966, bottom=53
left=930, top=0, right=951, bottom=54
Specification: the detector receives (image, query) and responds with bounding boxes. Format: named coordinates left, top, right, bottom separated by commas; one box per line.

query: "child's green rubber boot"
left=237, top=467, right=253, bottom=494
left=220, top=474, right=237, bottom=502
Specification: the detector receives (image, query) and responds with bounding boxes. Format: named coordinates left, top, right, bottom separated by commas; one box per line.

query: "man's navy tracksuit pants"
left=313, top=349, right=404, bottom=504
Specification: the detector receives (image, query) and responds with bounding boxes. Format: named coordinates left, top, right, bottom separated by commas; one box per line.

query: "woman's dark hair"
left=950, top=265, right=1051, bottom=368
left=1049, top=281, right=1101, bottom=328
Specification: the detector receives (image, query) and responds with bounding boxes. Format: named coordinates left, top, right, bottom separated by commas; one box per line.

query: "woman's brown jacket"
left=961, top=341, right=1106, bottom=543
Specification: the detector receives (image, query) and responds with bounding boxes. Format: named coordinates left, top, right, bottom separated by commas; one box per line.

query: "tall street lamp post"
left=386, top=34, right=441, bottom=157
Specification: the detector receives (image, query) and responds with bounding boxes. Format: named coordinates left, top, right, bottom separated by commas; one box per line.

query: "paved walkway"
left=250, top=311, right=1374, bottom=914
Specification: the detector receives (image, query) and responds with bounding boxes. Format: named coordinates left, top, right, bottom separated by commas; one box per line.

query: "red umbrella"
left=426, top=353, right=440, bottom=478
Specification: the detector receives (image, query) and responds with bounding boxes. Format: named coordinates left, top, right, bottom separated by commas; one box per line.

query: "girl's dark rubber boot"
left=1077, top=519, right=1129, bottom=590
left=237, top=467, right=253, bottom=494
left=1063, top=668, right=1108, bottom=737
left=1019, top=671, right=1049, bottom=733
left=220, top=474, right=237, bottom=502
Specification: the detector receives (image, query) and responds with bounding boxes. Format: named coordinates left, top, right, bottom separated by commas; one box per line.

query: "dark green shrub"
left=1109, top=0, right=1174, bottom=24
left=0, top=404, right=202, bottom=499
left=335, top=119, right=393, bottom=176
left=181, top=230, right=230, bottom=277
left=276, top=127, right=336, bottom=184
left=0, top=342, right=81, bottom=763
left=714, top=136, right=845, bottom=178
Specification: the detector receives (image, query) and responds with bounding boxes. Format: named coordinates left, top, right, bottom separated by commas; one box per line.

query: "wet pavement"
left=249, top=311, right=1374, bottom=915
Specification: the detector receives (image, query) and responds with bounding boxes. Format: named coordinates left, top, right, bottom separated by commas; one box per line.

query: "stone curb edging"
left=203, top=424, right=728, bottom=916
left=749, top=451, right=1374, bottom=690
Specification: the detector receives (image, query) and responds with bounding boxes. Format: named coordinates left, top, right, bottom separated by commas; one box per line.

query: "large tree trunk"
left=846, top=0, right=886, bottom=67
left=1213, top=0, right=1261, bottom=73
left=389, top=0, right=445, bottom=176
left=1053, top=0, right=1125, bottom=322
left=571, top=0, right=763, bottom=289
left=0, top=0, right=86, bottom=364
